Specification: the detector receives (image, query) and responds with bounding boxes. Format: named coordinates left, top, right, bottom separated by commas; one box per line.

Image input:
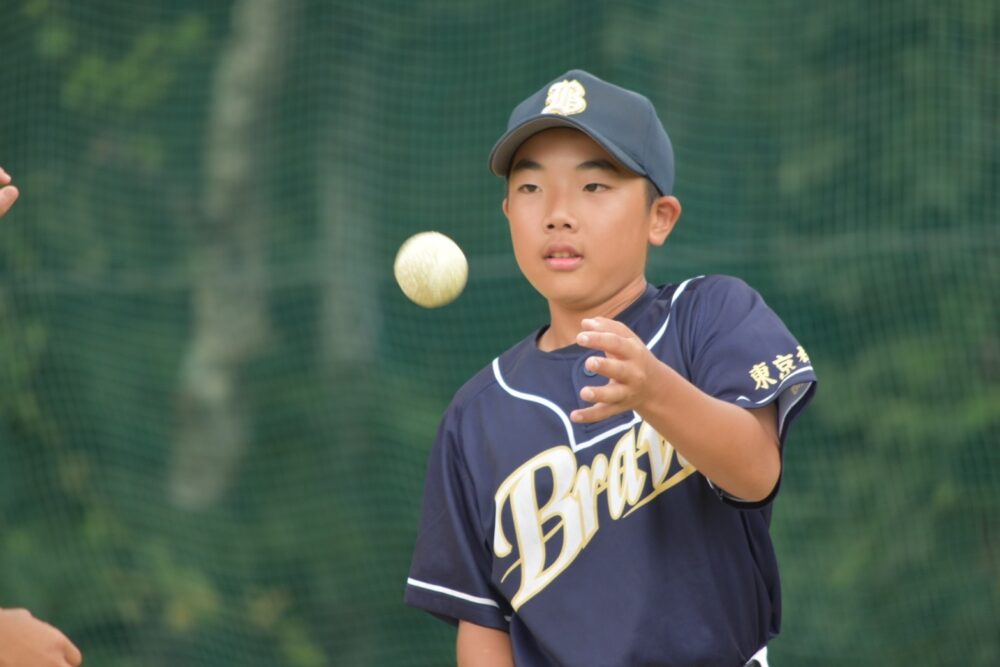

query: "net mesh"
left=1, top=1, right=997, bottom=665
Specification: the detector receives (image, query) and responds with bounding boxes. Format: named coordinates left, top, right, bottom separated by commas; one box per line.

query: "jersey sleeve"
left=683, top=276, right=817, bottom=503
left=404, top=403, right=510, bottom=630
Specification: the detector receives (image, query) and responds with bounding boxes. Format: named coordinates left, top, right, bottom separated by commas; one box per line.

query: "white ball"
left=394, top=231, right=468, bottom=308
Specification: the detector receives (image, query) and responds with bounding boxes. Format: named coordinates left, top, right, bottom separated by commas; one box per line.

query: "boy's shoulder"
left=446, top=331, right=538, bottom=414
left=449, top=359, right=501, bottom=412
left=684, top=273, right=756, bottom=298
left=672, top=273, right=771, bottom=319
left=633, top=273, right=766, bottom=326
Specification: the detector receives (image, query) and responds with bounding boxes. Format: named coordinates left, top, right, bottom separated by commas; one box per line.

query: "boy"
left=405, top=70, right=817, bottom=667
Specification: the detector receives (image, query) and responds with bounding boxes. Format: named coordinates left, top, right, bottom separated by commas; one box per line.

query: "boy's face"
left=502, top=128, right=678, bottom=312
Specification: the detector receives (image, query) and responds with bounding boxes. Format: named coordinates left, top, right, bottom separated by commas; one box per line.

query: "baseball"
left=394, top=231, right=468, bottom=308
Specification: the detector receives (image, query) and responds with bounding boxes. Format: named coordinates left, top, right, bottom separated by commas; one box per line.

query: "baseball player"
left=405, top=71, right=817, bottom=666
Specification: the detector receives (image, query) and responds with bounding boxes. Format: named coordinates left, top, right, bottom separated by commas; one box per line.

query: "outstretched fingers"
left=577, top=318, right=644, bottom=358
left=580, top=381, right=631, bottom=405
left=580, top=316, right=639, bottom=337
left=572, top=316, right=660, bottom=423
left=583, top=355, right=634, bottom=384
left=571, top=401, right=624, bottom=424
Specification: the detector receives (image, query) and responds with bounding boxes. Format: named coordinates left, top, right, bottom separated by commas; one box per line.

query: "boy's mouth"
left=543, top=244, right=583, bottom=270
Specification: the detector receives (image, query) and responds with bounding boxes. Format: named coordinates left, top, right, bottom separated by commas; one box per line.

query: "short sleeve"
left=680, top=276, right=817, bottom=506
left=404, top=405, right=510, bottom=630
left=685, top=275, right=817, bottom=440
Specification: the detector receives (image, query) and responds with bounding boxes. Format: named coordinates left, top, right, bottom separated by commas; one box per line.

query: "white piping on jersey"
left=735, top=368, right=815, bottom=440
left=574, top=414, right=643, bottom=451
left=491, top=358, right=589, bottom=450
left=644, top=276, right=701, bottom=350
left=749, top=645, right=769, bottom=667
left=735, top=366, right=815, bottom=406
left=491, top=358, right=647, bottom=453
left=707, top=376, right=814, bottom=502
left=491, top=277, right=701, bottom=454
left=406, top=577, right=500, bottom=609
left=778, top=379, right=813, bottom=437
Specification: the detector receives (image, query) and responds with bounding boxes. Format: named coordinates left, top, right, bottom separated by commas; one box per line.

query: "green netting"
left=1, top=1, right=997, bottom=665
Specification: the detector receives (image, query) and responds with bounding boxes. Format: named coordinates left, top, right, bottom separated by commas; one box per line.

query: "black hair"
left=645, top=179, right=661, bottom=209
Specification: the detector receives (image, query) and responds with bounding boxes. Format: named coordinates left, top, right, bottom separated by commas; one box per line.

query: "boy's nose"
left=545, top=217, right=576, bottom=231
left=543, top=200, right=577, bottom=231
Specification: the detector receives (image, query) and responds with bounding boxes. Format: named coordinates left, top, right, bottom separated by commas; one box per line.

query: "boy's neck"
left=538, top=277, right=649, bottom=352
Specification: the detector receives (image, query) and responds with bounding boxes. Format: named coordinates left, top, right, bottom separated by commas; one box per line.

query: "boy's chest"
left=483, top=337, right=689, bottom=460
left=477, top=400, right=700, bottom=611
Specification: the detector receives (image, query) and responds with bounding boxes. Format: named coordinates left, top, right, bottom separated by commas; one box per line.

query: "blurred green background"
left=0, top=0, right=997, bottom=665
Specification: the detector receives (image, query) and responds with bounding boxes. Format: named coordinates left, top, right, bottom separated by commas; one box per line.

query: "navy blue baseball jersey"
left=405, top=275, right=817, bottom=666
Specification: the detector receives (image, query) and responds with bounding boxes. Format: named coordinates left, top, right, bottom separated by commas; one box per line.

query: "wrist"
left=636, top=356, right=678, bottom=417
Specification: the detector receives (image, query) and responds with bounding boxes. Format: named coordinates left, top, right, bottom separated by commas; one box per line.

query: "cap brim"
left=489, top=116, right=646, bottom=178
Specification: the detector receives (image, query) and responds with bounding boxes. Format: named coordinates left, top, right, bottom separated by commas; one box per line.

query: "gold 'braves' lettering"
left=607, top=427, right=646, bottom=519
left=494, top=422, right=697, bottom=610
left=493, top=447, right=582, bottom=610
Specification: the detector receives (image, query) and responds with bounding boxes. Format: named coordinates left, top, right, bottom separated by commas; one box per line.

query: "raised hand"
left=571, top=317, right=661, bottom=424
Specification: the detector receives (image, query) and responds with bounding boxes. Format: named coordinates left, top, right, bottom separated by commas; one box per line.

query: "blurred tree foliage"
left=0, top=1, right=996, bottom=666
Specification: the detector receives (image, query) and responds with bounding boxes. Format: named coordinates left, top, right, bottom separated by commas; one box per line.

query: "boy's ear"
left=648, top=195, right=681, bottom=246
left=502, top=197, right=509, bottom=218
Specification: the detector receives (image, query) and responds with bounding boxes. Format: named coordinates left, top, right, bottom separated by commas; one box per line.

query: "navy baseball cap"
left=489, top=69, right=675, bottom=195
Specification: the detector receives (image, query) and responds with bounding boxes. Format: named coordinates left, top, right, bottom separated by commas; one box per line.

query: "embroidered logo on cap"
left=542, top=79, right=587, bottom=116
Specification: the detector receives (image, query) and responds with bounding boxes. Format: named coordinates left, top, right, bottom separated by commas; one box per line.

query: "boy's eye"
left=583, top=183, right=608, bottom=192
left=517, top=183, right=539, bottom=193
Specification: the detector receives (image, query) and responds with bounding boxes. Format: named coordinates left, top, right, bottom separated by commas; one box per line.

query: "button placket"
left=573, top=354, right=634, bottom=435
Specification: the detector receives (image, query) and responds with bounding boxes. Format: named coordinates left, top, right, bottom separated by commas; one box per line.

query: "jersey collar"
left=531, top=282, right=661, bottom=359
